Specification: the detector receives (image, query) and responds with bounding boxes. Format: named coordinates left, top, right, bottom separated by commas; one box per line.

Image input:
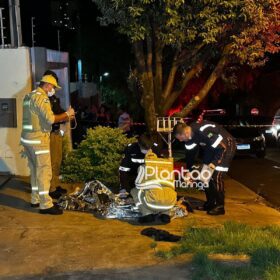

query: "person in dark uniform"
left=43, top=70, right=67, bottom=199
left=173, top=121, right=236, bottom=215
left=119, top=134, right=160, bottom=198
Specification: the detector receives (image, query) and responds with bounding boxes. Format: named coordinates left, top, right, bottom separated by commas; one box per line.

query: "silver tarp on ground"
left=58, top=180, right=188, bottom=220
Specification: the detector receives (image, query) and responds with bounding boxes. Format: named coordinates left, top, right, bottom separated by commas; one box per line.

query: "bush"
left=61, top=126, right=136, bottom=190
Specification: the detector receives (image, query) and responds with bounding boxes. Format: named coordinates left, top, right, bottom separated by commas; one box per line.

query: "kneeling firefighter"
left=118, top=133, right=160, bottom=197
left=131, top=152, right=177, bottom=224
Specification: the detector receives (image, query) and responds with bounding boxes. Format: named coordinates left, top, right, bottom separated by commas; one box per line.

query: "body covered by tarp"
left=58, top=179, right=187, bottom=220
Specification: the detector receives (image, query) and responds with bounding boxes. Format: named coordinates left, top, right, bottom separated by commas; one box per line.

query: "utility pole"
left=0, top=8, right=6, bottom=47
left=9, top=0, right=22, bottom=47
left=31, top=17, right=35, bottom=47
left=57, top=29, right=61, bottom=51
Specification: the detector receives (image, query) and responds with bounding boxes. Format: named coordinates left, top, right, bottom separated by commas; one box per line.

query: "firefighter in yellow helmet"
left=21, top=74, right=75, bottom=215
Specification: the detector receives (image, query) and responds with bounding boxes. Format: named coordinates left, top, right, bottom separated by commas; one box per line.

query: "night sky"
left=0, top=0, right=132, bottom=84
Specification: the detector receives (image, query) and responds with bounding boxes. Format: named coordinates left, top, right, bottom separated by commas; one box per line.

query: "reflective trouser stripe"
left=31, top=186, right=38, bottom=191
left=24, top=142, right=53, bottom=209
left=35, top=150, right=49, bottom=155
left=39, top=191, right=49, bottom=196
left=21, top=137, right=41, bottom=145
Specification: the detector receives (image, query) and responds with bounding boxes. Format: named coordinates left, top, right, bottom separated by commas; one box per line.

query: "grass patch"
left=157, top=221, right=280, bottom=279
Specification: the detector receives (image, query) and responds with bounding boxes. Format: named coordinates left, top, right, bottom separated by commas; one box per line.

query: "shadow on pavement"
left=0, top=193, right=37, bottom=213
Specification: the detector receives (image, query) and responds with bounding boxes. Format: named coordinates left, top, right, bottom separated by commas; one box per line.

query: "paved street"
left=229, top=147, right=280, bottom=208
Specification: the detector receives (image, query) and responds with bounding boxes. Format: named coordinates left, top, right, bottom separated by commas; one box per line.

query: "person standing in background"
left=118, top=106, right=132, bottom=136
left=43, top=70, right=67, bottom=199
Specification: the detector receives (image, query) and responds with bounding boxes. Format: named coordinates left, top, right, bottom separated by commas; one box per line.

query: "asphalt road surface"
left=229, top=148, right=280, bottom=208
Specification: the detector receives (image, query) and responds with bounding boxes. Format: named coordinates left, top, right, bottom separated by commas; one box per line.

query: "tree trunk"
left=133, top=40, right=157, bottom=132
left=154, top=41, right=163, bottom=112
left=160, top=51, right=180, bottom=108
left=141, top=73, right=157, bottom=132
left=145, top=37, right=157, bottom=132
left=175, top=56, right=227, bottom=118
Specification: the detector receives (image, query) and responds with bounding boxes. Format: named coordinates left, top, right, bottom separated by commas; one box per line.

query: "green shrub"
left=61, top=126, right=136, bottom=190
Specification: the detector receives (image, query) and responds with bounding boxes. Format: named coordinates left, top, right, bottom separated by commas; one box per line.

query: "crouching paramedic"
left=21, top=74, right=75, bottom=215
left=173, top=121, right=236, bottom=216
left=118, top=133, right=160, bottom=197
left=130, top=156, right=177, bottom=224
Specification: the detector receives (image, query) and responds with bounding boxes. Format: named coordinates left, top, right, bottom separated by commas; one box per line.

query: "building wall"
left=0, top=47, right=32, bottom=176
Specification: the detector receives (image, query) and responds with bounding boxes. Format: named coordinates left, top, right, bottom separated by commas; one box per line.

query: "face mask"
left=47, top=88, right=55, bottom=97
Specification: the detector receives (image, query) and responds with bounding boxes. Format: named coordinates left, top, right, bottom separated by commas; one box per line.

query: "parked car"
left=202, top=113, right=266, bottom=158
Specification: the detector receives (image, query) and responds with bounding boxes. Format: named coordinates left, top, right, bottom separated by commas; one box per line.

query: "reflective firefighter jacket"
left=21, top=87, right=55, bottom=145
left=185, top=121, right=236, bottom=172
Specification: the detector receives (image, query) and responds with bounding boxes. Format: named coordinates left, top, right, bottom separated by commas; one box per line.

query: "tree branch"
left=174, top=56, right=227, bottom=118
left=160, top=44, right=205, bottom=110
left=161, top=51, right=180, bottom=101
left=175, top=43, right=205, bottom=67
left=161, top=60, right=203, bottom=114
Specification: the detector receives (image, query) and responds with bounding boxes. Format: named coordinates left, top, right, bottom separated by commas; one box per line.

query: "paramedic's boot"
left=40, top=204, right=63, bottom=215
left=30, top=203, right=39, bottom=208
left=158, top=214, right=171, bottom=224
left=197, top=201, right=215, bottom=211
left=207, top=205, right=225, bottom=216
left=138, top=214, right=156, bottom=224
left=56, top=186, right=67, bottom=194
left=50, top=186, right=67, bottom=199
left=49, top=189, right=62, bottom=199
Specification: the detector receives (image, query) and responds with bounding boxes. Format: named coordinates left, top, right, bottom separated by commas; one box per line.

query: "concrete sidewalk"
left=0, top=176, right=280, bottom=279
